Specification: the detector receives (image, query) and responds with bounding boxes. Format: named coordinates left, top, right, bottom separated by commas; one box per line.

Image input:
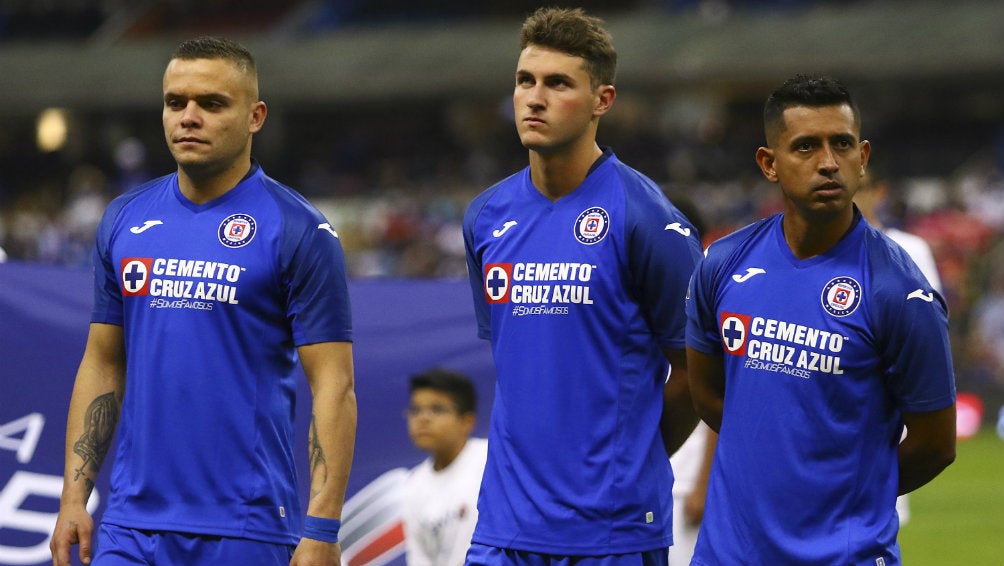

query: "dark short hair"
left=172, top=36, right=256, bottom=76
left=763, top=74, right=860, bottom=145
left=409, top=368, right=477, bottom=415
left=520, top=7, right=616, bottom=88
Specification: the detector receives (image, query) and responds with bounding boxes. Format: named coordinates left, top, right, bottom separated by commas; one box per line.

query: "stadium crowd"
left=1, top=0, right=1003, bottom=419
left=0, top=0, right=824, bottom=42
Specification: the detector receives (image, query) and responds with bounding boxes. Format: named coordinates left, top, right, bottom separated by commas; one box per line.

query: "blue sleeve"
left=90, top=190, right=147, bottom=326
left=685, top=221, right=767, bottom=355
left=872, top=247, right=956, bottom=412
left=91, top=207, right=124, bottom=325
left=625, top=188, right=703, bottom=350
left=280, top=201, right=353, bottom=346
left=685, top=245, right=725, bottom=356
left=463, top=192, right=491, bottom=340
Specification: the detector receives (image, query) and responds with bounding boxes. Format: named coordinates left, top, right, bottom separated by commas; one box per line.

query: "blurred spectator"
left=973, top=270, right=1004, bottom=381
left=855, top=169, right=948, bottom=526
left=402, top=368, right=487, bottom=566
left=962, top=240, right=1004, bottom=412
left=855, top=169, right=942, bottom=292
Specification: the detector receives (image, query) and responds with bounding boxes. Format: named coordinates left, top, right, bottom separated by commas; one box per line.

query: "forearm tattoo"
left=72, top=392, right=120, bottom=491
left=308, top=413, right=328, bottom=499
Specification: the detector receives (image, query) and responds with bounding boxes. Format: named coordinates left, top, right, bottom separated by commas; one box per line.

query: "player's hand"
left=50, top=505, right=94, bottom=566
left=290, top=537, right=341, bottom=566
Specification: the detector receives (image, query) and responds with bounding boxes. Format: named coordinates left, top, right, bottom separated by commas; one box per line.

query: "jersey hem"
left=100, top=514, right=300, bottom=546
left=470, top=533, right=672, bottom=556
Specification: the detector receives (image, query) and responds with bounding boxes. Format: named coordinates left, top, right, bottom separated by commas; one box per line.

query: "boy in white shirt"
left=402, top=369, right=488, bottom=566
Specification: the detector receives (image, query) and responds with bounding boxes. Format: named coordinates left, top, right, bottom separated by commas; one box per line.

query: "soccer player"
left=686, top=74, right=957, bottom=565
left=402, top=368, right=488, bottom=566
left=50, top=37, right=356, bottom=566
left=855, top=167, right=945, bottom=528
left=462, top=7, right=703, bottom=565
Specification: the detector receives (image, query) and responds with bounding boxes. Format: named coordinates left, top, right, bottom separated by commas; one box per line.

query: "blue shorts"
left=464, top=542, right=669, bottom=566
left=94, top=523, right=295, bottom=565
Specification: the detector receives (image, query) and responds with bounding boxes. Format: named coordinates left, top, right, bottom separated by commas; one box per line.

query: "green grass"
left=899, top=428, right=1004, bottom=565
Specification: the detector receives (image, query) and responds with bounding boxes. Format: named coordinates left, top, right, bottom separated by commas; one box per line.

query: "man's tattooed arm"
left=71, top=391, right=120, bottom=492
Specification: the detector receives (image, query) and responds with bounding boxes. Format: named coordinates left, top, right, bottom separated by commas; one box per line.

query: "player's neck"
left=528, top=143, right=603, bottom=201
left=177, top=158, right=253, bottom=205
left=782, top=209, right=855, bottom=260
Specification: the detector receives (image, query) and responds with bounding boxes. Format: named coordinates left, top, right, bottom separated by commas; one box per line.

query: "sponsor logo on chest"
left=717, top=275, right=862, bottom=378
left=720, top=312, right=847, bottom=378
left=484, top=261, right=595, bottom=312
left=484, top=206, right=616, bottom=317
left=119, top=212, right=260, bottom=310
left=121, top=257, right=244, bottom=309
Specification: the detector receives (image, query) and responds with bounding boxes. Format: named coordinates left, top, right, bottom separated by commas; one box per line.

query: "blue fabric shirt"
left=92, top=163, right=352, bottom=544
left=686, top=212, right=956, bottom=565
left=462, top=151, right=703, bottom=555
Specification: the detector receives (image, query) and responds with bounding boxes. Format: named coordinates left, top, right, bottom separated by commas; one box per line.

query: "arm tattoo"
left=72, top=392, right=120, bottom=491
left=308, top=413, right=328, bottom=499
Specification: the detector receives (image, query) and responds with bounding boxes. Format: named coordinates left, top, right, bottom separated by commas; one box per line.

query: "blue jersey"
left=686, top=212, right=955, bottom=565
left=462, top=151, right=703, bottom=555
left=91, top=163, right=352, bottom=545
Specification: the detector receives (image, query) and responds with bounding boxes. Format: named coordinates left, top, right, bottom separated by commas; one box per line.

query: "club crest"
left=821, top=276, right=861, bottom=317
left=574, top=207, right=610, bottom=245
left=218, top=213, right=257, bottom=248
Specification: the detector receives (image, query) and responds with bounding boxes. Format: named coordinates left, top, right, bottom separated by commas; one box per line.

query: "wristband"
left=303, top=515, right=341, bottom=543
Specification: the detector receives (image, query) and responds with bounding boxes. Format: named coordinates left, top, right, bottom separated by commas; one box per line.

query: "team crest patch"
left=121, top=258, right=152, bottom=296
left=720, top=312, right=751, bottom=356
left=574, top=207, right=610, bottom=245
left=821, top=276, right=861, bottom=317
left=484, top=263, right=512, bottom=304
left=218, top=213, right=257, bottom=248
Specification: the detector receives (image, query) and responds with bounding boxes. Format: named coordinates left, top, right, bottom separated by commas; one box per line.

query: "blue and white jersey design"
left=463, top=151, right=703, bottom=555
left=686, top=212, right=955, bottom=565
left=92, top=163, right=352, bottom=545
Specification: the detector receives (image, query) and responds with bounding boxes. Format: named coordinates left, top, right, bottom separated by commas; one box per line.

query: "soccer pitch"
left=899, top=428, right=1004, bottom=565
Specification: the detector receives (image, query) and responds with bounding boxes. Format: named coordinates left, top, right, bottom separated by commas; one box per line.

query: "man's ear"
left=249, top=101, right=267, bottom=134
left=858, top=139, right=871, bottom=177
left=593, top=84, right=616, bottom=117
left=755, top=146, right=778, bottom=183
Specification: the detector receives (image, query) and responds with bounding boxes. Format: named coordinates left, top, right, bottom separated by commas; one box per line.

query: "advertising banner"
left=1, top=262, right=494, bottom=566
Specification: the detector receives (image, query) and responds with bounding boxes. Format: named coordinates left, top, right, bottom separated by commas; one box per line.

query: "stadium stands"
left=0, top=0, right=1002, bottom=409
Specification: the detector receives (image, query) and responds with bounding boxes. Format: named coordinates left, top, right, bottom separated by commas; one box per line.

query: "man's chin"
left=518, top=130, right=547, bottom=149
left=171, top=151, right=209, bottom=168
left=173, top=149, right=222, bottom=166
left=521, top=139, right=558, bottom=155
left=175, top=157, right=226, bottom=179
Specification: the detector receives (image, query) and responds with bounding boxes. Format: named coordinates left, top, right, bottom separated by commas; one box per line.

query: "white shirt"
left=402, top=438, right=488, bottom=566
left=885, top=227, right=942, bottom=292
